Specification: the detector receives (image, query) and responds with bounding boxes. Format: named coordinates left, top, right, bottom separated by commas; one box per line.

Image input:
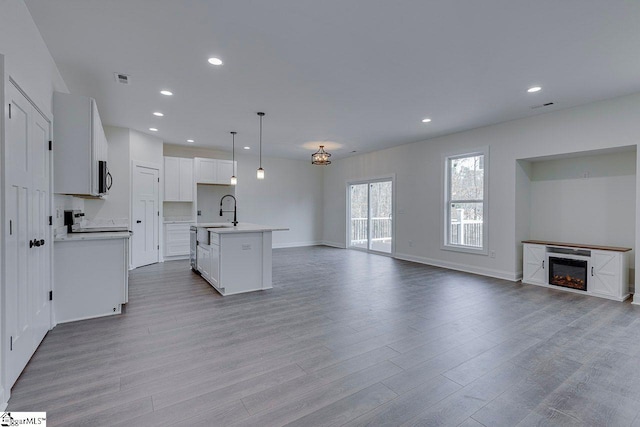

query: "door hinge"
left=157, top=178, right=160, bottom=182
left=49, top=290, right=53, bottom=301
left=10, top=336, right=13, bottom=351
left=157, top=211, right=159, bottom=216
left=49, top=216, right=53, bottom=226
left=8, top=103, right=11, bottom=119
left=49, top=140, right=52, bottom=151
left=157, top=245, right=159, bottom=250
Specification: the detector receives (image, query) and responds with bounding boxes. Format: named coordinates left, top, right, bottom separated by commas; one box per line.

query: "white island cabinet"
left=195, top=223, right=288, bottom=296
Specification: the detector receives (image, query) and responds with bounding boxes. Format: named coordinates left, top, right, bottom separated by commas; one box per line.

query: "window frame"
left=442, top=147, right=489, bottom=255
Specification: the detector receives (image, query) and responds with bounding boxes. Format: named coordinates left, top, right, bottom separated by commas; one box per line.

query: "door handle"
left=136, top=220, right=142, bottom=223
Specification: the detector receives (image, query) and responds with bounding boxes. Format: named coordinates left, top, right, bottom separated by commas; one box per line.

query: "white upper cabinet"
left=195, top=157, right=236, bottom=185
left=53, top=92, right=108, bottom=197
left=164, top=156, right=193, bottom=201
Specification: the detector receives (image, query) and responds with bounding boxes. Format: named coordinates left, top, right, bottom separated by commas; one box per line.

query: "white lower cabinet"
left=197, top=244, right=211, bottom=280
left=164, top=223, right=192, bottom=258
left=590, top=250, right=628, bottom=299
left=209, top=241, right=220, bottom=288
left=522, top=244, right=546, bottom=285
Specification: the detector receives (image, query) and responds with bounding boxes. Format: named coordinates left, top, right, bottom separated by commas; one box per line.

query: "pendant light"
left=230, top=131, right=237, bottom=185
left=257, top=112, right=265, bottom=179
left=312, top=145, right=332, bottom=165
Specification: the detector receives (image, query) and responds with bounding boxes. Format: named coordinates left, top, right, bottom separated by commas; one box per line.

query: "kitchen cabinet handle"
left=106, top=171, right=113, bottom=190
left=29, top=239, right=34, bottom=248
left=136, top=220, right=142, bottom=224
left=34, top=240, right=41, bottom=247
left=591, top=266, right=594, bottom=276
left=40, top=239, right=45, bottom=246
left=542, top=260, right=544, bottom=269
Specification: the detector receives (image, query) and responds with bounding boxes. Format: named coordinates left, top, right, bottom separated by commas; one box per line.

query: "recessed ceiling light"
left=187, top=139, right=194, bottom=143
left=527, top=86, right=542, bottom=93
left=153, top=112, right=164, bottom=117
left=422, top=118, right=432, bottom=123
left=243, top=146, right=251, bottom=150
left=208, top=57, right=223, bottom=66
left=160, top=90, right=173, bottom=96
left=149, top=128, right=158, bottom=132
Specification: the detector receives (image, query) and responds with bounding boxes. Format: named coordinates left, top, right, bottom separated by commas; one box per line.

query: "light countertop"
left=55, top=231, right=131, bottom=242
left=198, top=223, right=289, bottom=233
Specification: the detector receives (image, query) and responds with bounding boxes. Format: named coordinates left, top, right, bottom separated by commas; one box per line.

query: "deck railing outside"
left=450, top=219, right=483, bottom=247
left=350, top=217, right=392, bottom=244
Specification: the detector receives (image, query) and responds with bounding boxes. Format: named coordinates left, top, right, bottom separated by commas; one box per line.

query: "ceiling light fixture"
left=257, top=112, right=265, bottom=180
left=527, top=86, right=542, bottom=93
left=230, top=131, right=238, bottom=186
left=243, top=146, right=250, bottom=150
left=153, top=112, right=164, bottom=117
left=422, top=118, right=432, bottom=123
left=208, top=57, right=223, bottom=66
left=149, top=128, right=158, bottom=132
left=187, top=139, right=194, bottom=143
left=312, top=145, right=332, bottom=165
left=160, top=90, right=173, bottom=96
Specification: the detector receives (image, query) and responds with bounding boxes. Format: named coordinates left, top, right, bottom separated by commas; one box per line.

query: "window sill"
left=441, top=244, right=488, bottom=256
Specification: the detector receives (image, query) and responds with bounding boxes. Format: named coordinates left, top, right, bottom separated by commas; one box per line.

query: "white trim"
left=442, top=146, right=490, bottom=255
left=0, top=388, right=7, bottom=412
left=633, top=294, right=640, bottom=305
left=322, top=241, right=347, bottom=249
left=272, top=241, right=323, bottom=249
left=394, top=252, right=519, bottom=282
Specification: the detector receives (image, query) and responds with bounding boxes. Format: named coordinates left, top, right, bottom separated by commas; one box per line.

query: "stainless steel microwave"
left=98, top=160, right=112, bottom=194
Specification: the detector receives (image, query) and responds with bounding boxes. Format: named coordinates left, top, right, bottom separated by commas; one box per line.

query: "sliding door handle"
left=136, top=220, right=142, bottom=224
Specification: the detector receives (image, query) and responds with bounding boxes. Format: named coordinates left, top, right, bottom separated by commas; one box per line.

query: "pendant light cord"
left=259, top=114, right=263, bottom=168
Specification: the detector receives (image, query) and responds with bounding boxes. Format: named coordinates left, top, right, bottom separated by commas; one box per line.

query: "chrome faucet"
left=219, top=194, right=238, bottom=226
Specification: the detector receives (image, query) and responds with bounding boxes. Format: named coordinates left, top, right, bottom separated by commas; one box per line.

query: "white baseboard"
left=273, top=241, right=322, bottom=249
left=394, top=252, right=519, bottom=282
left=321, top=241, right=347, bottom=249
left=163, top=255, right=189, bottom=261
left=633, top=294, right=640, bottom=305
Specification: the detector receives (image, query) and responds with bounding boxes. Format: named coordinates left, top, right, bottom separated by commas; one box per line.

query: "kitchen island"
left=195, top=223, right=288, bottom=296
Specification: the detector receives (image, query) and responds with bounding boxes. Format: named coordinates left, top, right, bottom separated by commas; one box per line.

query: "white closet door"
left=4, top=82, right=51, bottom=388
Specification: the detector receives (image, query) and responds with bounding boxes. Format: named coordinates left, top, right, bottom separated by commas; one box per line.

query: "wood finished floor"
left=7, top=246, right=640, bottom=426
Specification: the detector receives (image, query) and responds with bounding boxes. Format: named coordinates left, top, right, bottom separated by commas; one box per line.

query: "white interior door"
left=132, top=164, right=159, bottom=268
left=4, top=82, right=51, bottom=388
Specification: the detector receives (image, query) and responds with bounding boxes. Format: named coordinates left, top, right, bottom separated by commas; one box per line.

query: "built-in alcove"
left=515, top=146, right=636, bottom=288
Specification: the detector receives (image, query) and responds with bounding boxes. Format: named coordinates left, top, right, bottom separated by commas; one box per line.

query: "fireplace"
left=548, top=256, right=588, bottom=291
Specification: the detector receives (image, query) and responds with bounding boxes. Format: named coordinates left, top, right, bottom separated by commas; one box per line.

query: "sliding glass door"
left=348, top=179, right=393, bottom=254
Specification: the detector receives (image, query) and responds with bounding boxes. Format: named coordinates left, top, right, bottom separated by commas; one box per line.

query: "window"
left=444, top=149, right=488, bottom=253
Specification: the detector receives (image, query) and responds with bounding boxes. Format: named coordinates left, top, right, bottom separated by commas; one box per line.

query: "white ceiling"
left=25, top=0, right=640, bottom=161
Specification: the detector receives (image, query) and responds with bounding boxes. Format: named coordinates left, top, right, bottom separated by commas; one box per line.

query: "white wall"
left=529, top=151, right=636, bottom=251
left=324, top=92, right=640, bottom=282
left=0, top=0, right=69, bottom=409
left=0, top=0, right=68, bottom=115
left=164, top=144, right=324, bottom=248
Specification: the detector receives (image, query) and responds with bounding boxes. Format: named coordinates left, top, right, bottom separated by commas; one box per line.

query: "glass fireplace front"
left=548, top=256, right=588, bottom=291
